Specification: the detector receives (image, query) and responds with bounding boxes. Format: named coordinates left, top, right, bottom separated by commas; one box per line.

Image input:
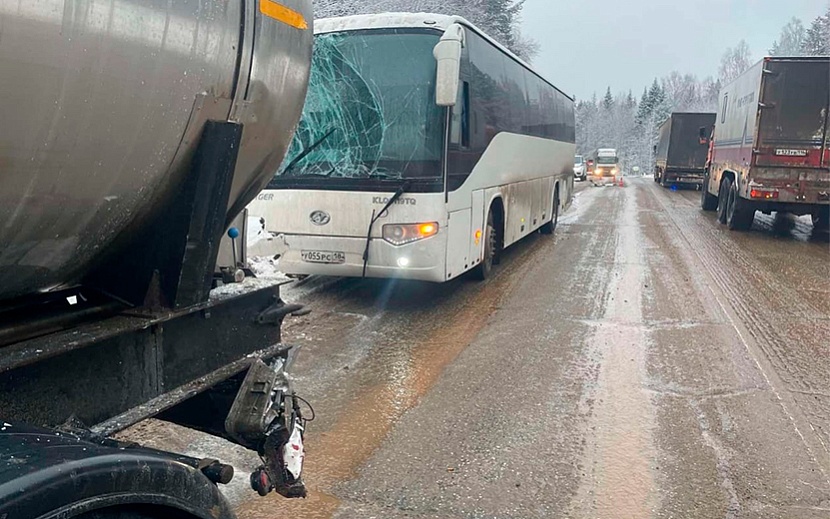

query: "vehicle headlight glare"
left=382, top=222, right=440, bottom=246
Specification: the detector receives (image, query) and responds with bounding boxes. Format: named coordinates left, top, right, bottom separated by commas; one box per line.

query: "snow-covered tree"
left=602, top=87, right=614, bottom=110
left=770, top=18, right=807, bottom=56
left=719, top=40, right=753, bottom=83
left=801, top=7, right=830, bottom=56
left=314, top=0, right=538, bottom=61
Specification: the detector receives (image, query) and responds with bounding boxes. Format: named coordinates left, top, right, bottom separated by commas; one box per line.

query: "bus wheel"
left=540, top=190, right=559, bottom=235
left=473, top=212, right=496, bottom=280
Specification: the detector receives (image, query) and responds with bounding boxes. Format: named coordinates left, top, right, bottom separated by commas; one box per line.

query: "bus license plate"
left=301, top=250, right=346, bottom=264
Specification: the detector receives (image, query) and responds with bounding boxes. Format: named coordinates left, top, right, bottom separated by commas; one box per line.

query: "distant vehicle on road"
left=574, top=155, right=587, bottom=181
left=249, top=13, right=576, bottom=282
left=654, top=112, right=716, bottom=188
left=586, top=148, right=620, bottom=186
left=701, top=57, right=829, bottom=231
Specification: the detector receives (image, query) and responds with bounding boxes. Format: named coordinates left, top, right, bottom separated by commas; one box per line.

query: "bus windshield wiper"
left=364, top=167, right=402, bottom=180
left=362, top=179, right=411, bottom=278
left=282, top=127, right=337, bottom=177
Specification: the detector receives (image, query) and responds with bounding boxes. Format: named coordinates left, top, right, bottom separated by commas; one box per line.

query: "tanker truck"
left=0, top=2, right=314, bottom=517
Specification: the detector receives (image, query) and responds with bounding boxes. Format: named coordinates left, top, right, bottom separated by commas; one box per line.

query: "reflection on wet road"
left=132, top=178, right=830, bottom=518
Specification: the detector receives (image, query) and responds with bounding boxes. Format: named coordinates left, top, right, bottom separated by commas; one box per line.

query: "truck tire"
left=78, top=509, right=160, bottom=519
left=812, top=206, right=830, bottom=232
left=540, top=190, right=559, bottom=235
left=726, top=179, right=754, bottom=231
left=717, top=177, right=731, bottom=224
left=473, top=212, right=496, bottom=280
left=660, top=171, right=671, bottom=188
left=700, top=174, right=718, bottom=211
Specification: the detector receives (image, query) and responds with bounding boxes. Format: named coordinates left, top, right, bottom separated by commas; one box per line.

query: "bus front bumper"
left=276, top=234, right=447, bottom=283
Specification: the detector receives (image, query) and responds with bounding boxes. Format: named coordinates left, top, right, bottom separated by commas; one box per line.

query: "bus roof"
left=315, top=13, right=573, bottom=102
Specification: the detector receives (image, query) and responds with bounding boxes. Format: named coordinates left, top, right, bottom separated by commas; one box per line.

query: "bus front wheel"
left=473, top=212, right=497, bottom=280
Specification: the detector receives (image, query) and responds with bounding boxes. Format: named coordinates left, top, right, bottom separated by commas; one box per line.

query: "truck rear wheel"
left=700, top=174, right=718, bottom=211
left=660, top=171, right=671, bottom=188
left=78, top=509, right=161, bottom=519
left=812, top=206, right=830, bottom=232
left=717, top=177, right=731, bottom=224
left=726, top=179, right=754, bottom=231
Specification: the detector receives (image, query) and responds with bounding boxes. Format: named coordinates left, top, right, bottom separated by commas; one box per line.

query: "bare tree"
left=718, top=40, right=753, bottom=84
left=770, top=17, right=807, bottom=56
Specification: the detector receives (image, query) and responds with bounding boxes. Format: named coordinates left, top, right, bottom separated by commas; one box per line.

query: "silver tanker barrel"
left=0, top=1, right=317, bottom=510
left=0, top=0, right=312, bottom=302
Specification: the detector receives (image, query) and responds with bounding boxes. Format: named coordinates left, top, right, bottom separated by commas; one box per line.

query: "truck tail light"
left=382, top=222, right=439, bottom=246
left=750, top=188, right=778, bottom=200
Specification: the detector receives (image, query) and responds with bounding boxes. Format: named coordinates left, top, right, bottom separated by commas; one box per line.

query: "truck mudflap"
left=0, top=423, right=236, bottom=519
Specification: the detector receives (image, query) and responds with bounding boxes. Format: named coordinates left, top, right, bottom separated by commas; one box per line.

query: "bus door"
left=447, top=207, right=472, bottom=279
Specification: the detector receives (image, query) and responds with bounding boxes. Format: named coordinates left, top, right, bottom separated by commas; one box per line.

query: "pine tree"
left=635, top=83, right=654, bottom=124
left=801, top=9, right=830, bottom=56
left=603, top=87, right=614, bottom=110
left=625, top=91, right=636, bottom=110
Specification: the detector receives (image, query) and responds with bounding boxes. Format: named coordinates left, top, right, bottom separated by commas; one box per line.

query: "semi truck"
left=587, top=148, right=620, bottom=186
left=654, top=112, right=716, bottom=188
left=0, top=2, right=314, bottom=518
left=701, top=57, right=830, bottom=231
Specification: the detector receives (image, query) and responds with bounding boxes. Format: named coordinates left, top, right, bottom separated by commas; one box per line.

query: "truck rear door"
left=755, top=59, right=829, bottom=169
left=754, top=58, right=829, bottom=202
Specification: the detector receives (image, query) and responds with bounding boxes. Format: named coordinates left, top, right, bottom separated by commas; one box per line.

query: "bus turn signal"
left=382, top=222, right=440, bottom=246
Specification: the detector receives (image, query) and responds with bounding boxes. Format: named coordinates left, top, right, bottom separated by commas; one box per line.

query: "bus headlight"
left=382, top=222, right=439, bottom=246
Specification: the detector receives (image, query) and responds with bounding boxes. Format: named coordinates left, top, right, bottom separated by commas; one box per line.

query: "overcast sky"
left=521, top=0, right=827, bottom=101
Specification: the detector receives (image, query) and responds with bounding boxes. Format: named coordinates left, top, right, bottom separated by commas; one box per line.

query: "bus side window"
left=450, top=81, right=471, bottom=148
left=461, top=81, right=470, bottom=148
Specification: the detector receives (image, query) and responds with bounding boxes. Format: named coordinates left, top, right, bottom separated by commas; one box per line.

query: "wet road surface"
left=129, top=178, right=830, bottom=518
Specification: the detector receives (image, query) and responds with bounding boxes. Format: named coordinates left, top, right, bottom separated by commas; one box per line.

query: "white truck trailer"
left=701, top=57, right=829, bottom=231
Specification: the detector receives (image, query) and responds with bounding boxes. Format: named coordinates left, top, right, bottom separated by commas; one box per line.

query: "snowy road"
left=129, top=178, right=830, bottom=518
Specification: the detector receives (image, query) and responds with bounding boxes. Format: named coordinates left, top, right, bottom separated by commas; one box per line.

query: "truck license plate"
left=301, top=250, right=346, bottom=264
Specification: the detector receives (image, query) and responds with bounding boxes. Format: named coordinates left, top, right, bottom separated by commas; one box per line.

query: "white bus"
left=247, top=13, right=576, bottom=282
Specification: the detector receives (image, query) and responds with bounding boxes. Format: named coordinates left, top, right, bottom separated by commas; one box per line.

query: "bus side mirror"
left=434, top=24, right=464, bottom=107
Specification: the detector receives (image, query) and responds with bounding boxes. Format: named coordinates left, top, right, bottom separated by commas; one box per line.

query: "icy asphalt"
left=129, top=177, right=830, bottom=518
